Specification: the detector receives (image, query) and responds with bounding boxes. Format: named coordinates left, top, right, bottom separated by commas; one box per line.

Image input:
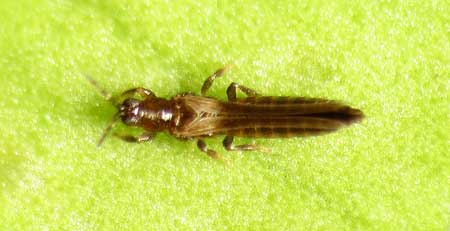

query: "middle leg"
left=222, top=136, right=259, bottom=151
left=201, top=65, right=233, bottom=96
left=197, top=139, right=220, bottom=159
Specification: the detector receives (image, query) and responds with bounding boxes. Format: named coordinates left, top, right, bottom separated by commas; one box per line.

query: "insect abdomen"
left=218, top=96, right=364, bottom=138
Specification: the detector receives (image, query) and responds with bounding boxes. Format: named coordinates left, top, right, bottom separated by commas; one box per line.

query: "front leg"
left=174, top=92, right=195, bottom=97
left=114, top=132, right=155, bottom=143
left=120, top=87, right=156, bottom=99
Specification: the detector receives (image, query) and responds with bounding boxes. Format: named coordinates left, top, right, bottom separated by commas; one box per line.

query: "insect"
left=86, top=66, right=364, bottom=160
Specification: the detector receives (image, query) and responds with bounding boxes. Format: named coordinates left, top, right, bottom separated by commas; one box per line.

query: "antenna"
left=84, top=74, right=122, bottom=146
left=84, top=74, right=118, bottom=106
left=97, top=112, right=121, bottom=147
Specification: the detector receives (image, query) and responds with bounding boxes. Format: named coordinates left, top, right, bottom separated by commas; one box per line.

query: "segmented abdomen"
left=217, top=96, right=363, bottom=138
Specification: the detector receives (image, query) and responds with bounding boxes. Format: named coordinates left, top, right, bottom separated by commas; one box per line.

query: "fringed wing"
left=173, top=95, right=363, bottom=138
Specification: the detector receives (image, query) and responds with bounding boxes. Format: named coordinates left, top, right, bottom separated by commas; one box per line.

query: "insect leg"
left=223, top=136, right=259, bottom=151
left=226, top=82, right=260, bottom=101
left=113, top=132, right=154, bottom=143
left=201, top=65, right=233, bottom=96
left=174, top=92, right=195, bottom=97
left=197, top=139, right=227, bottom=162
left=120, top=87, right=156, bottom=99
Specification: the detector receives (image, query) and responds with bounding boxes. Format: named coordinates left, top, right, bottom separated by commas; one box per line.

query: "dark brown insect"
left=86, top=66, right=364, bottom=160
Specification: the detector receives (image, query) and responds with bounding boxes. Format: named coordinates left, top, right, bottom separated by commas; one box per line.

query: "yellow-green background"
left=0, top=1, right=448, bottom=230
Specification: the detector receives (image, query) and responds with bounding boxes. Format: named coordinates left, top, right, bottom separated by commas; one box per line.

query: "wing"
left=172, top=95, right=363, bottom=138
left=171, top=95, right=226, bottom=138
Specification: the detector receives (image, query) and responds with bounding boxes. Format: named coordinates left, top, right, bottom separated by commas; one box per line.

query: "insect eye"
left=120, top=99, right=141, bottom=125
left=121, top=99, right=138, bottom=109
left=122, top=114, right=139, bottom=125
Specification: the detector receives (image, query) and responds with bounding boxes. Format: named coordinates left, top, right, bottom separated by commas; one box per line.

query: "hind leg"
left=226, top=82, right=260, bottom=101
